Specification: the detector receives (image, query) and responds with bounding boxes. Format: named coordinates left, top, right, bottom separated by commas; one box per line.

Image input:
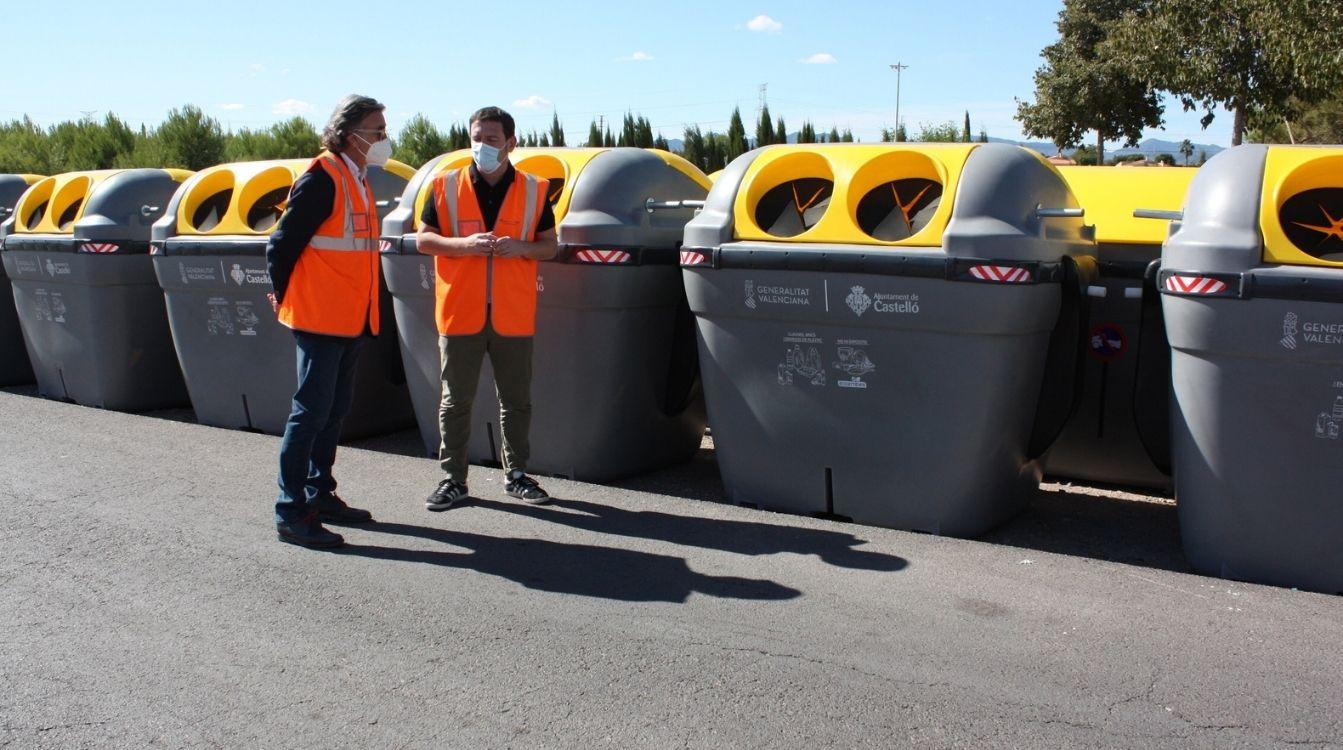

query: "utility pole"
left=889, top=63, right=908, bottom=140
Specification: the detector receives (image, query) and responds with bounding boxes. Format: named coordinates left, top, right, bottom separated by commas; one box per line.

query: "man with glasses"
left=265, top=94, right=394, bottom=549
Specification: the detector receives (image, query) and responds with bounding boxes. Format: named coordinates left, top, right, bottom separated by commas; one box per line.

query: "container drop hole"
left=755, top=178, right=833, bottom=237
left=856, top=178, right=942, bottom=241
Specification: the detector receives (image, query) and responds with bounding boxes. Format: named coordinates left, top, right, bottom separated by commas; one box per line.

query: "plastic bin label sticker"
left=32, top=289, right=51, bottom=321
left=207, top=297, right=236, bottom=336
left=43, top=259, right=70, bottom=277
left=13, top=258, right=38, bottom=276
left=833, top=340, right=875, bottom=389
left=746, top=279, right=812, bottom=309
left=1281, top=312, right=1343, bottom=350
left=1089, top=322, right=1126, bottom=361
left=234, top=302, right=260, bottom=336
left=179, top=263, right=220, bottom=285
left=49, top=293, right=66, bottom=324
left=1316, top=384, right=1343, bottom=441
left=229, top=263, right=271, bottom=287
left=778, top=332, right=826, bottom=386
left=420, top=263, right=433, bottom=291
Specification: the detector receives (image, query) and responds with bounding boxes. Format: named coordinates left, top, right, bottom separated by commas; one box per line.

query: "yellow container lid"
left=14, top=169, right=191, bottom=235
left=1260, top=145, right=1343, bottom=267
left=174, top=157, right=413, bottom=237
left=730, top=143, right=980, bottom=247
left=1057, top=166, right=1196, bottom=246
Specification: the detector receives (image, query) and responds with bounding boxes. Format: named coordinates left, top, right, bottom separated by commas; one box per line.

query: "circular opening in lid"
left=246, top=186, right=289, bottom=232
left=1280, top=187, right=1343, bottom=262
left=856, top=178, right=943, bottom=241
left=754, top=178, right=834, bottom=237
left=50, top=176, right=91, bottom=233
left=193, top=189, right=233, bottom=232
left=57, top=199, right=83, bottom=231
left=24, top=200, right=49, bottom=230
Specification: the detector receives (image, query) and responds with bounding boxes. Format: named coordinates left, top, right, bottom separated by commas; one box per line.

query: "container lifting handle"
left=376, top=197, right=401, bottom=209
left=1133, top=208, right=1183, bottom=221
left=1035, top=206, right=1085, bottom=219
left=0, top=206, right=11, bottom=219
left=646, top=198, right=707, bottom=213
left=140, top=205, right=161, bottom=218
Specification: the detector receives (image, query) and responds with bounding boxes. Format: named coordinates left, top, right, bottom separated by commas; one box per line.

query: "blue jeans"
left=275, top=330, right=365, bottom=523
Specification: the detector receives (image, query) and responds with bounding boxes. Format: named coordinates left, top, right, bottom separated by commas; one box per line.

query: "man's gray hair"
left=321, top=94, right=386, bottom=152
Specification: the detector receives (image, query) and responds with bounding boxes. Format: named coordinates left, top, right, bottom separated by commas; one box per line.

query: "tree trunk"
left=1232, top=106, right=1245, bottom=147
left=1096, top=130, right=1105, bottom=167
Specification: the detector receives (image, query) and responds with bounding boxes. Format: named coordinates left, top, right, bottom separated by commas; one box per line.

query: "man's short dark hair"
left=469, top=107, right=516, bottom=140
left=321, top=94, right=386, bottom=152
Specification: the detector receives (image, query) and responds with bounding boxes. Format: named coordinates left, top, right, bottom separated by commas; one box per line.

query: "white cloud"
left=630, top=51, right=653, bottom=61
left=249, top=63, right=265, bottom=76
left=746, top=14, right=782, bottom=33
left=272, top=98, right=313, bottom=116
left=800, top=53, right=837, bottom=64
left=513, top=95, right=553, bottom=109
left=279, top=68, right=291, bottom=76
left=219, top=103, right=246, bottom=110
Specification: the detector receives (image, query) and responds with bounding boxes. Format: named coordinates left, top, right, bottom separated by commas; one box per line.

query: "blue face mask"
left=472, top=142, right=503, bottom=173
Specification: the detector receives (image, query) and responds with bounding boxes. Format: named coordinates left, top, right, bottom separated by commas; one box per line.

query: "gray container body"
left=380, top=148, right=708, bottom=480
left=150, top=163, right=414, bottom=438
left=0, top=175, right=35, bottom=385
left=0, top=170, right=187, bottom=409
left=1044, top=244, right=1171, bottom=490
left=681, top=143, right=1094, bottom=536
left=1160, top=145, right=1343, bottom=592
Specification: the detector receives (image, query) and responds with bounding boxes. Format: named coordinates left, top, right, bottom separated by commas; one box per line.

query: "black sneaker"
left=505, top=470, right=550, bottom=505
left=276, top=513, right=345, bottom=549
left=426, top=478, right=469, bottom=511
left=314, top=493, right=373, bottom=524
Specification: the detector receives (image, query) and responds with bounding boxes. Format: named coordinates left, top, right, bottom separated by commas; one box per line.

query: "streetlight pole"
left=889, top=63, right=908, bottom=141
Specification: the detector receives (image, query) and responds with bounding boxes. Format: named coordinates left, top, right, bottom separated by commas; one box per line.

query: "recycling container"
left=1044, top=166, right=1194, bottom=489
left=0, top=174, right=42, bottom=386
left=381, top=147, right=710, bottom=480
left=151, top=158, right=415, bottom=437
left=0, top=169, right=191, bottom=409
left=681, top=143, right=1095, bottom=536
left=1159, top=145, right=1343, bottom=592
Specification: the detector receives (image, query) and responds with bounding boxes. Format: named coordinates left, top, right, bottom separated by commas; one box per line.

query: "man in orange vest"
left=265, top=95, right=393, bottom=548
left=416, top=106, right=558, bottom=510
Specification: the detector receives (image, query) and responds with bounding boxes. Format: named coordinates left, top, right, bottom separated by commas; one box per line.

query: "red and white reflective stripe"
left=378, top=240, right=393, bottom=253
left=680, top=250, right=707, bottom=266
left=79, top=242, right=119, bottom=254
left=1165, top=275, right=1228, bottom=295
left=968, top=265, right=1032, bottom=283
left=575, top=249, right=631, bottom=264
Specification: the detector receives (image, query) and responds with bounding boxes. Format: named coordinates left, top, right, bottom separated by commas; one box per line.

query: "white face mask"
left=355, top=133, right=393, bottom=167
left=472, top=142, right=503, bottom=173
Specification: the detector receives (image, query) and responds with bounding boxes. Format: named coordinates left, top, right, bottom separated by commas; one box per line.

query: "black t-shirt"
left=420, top=162, right=556, bottom=234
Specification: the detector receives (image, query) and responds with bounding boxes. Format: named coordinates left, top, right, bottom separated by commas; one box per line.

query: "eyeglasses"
left=352, top=127, right=389, bottom=141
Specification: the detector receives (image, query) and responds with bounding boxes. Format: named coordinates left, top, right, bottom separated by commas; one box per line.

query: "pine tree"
left=548, top=112, right=566, bottom=147
left=653, top=133, right=669, bottom=151
left=755, top=104, right=773, bottom=146
left=586, top=120, right=603, bottom=147
left=840, top=128, right=855, bottom=143
left=775, top=115, right=787, bottom=144
left=827, top=125, right=841, bottom=144
left=727, top=107, right=748, bottom=158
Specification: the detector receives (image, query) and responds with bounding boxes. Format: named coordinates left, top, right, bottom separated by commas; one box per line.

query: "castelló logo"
left=846, top=285, right=872, bottom=317
left=230, top=263, right=247, bottom=286
left=1281, top=312, right=1299, bottom=350
left=744, top=280, right=757, bottom=309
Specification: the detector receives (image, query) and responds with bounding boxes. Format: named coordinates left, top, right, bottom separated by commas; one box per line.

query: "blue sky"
left=5, top=0, right=1233, bottom=148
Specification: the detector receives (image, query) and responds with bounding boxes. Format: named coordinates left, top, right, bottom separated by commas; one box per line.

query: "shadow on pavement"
left=339, top=521, right=804, bottom=603
left=470, top=497, right=909, bottom=573
left=984, top=488, right=1191, bottom=574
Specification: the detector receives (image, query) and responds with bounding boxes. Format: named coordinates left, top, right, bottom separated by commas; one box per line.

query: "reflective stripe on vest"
left=275, top=152, right=381, bottom=337
left=431, top=166, right=548, bottom=336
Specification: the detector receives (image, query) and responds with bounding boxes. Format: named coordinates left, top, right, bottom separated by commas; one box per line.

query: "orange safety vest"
left=431, top=166, right=549, bottom=336
left=277, top=151, right=381, bottom=337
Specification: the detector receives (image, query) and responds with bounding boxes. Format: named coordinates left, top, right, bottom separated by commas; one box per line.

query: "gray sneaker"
left=426, top=478, right=469, bottom=511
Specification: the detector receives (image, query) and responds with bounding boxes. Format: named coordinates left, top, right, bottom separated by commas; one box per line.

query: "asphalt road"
left=2, top=388, right=1340, bottom=749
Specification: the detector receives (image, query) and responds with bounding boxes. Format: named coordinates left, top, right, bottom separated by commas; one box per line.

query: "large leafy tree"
left=1108, top=0, right=1343, bottom=145
left=393, top=114, right=448, bottom=167
left=157, top=105, right=225, bottom=171
left=1016, top=0, right=1164, bottom=164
